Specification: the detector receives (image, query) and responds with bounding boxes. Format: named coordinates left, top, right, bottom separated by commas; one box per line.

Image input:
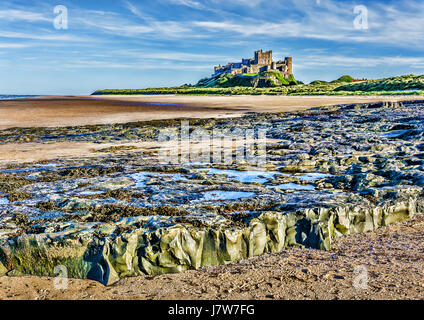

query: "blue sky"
left=1, top=0, right=424, bottom=95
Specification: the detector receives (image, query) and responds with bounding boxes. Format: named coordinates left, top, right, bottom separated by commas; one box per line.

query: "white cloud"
left=295, top=55, right=424, bottom=70
left=112, top=49, right=238, bottom=62
left=61, top=59, right=211, bottom=71
left=2, top=0, right=424, bottom=48
left=192, top=21, right=287, bottom=36
left=0, top=9, right=49, bottom=22
left=0, top=31, right=93, bottom=42
left=75, top=4, right=192, bottom=38
left=192, top=0, right=424, bottom=48
left=209, top=0, right=265, bottom=8
left=166, top=0, right=203, bottom=9
left=0, top=43, right=29, bottom=48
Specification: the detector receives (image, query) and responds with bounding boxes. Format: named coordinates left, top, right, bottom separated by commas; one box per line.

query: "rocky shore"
left=1, top=99, right=424, bottom=286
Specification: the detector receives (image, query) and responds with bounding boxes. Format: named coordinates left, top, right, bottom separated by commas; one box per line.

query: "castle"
left=213, top=50, right=293, bottom=78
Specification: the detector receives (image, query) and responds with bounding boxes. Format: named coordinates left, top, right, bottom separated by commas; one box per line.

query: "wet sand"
left=0, top=137, right=273, bottom=164
left=1, top=95, right=423, bottom=129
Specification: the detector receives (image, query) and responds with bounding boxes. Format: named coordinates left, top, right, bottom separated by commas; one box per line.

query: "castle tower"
left=254, top=50, right=261, bottom=64
left=254, top=50, right=273, bottom=65
left=284, top=57, right=293, bottom=75
left=264, top=50, right=272, bottom=65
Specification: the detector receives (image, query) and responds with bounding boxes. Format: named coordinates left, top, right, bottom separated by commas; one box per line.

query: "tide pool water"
left=268, top=183, right=315, bottom=191
left=130, top=171, right=189, bottom=188
left=200, top=191, right=255, bottom=201
left=298, top=173, right=331, bottom=181
left=0, top=198, right=10, bottom=205
left=202, top=168, right=283, bottom=184
left=0, top=95, right=39, bottom=100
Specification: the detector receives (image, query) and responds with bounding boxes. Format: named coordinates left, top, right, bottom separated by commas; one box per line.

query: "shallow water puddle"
left=200, top=191, right=255, bottom=201
left=202, top=168, right=282, bottom=184
left=268, top=183, right=315, bottom=191
left=34, top=163, right=60, bottom=168
left=2, top=163, right=61, bottom=174
left=298, top=173, right=331, bottom=181
left=29, top=210, right=70, bottom=220
left=383, top=130, right=408, bottom=138
left=0, top=198, right=9, bottom=205
left=78, top=190, right=104, bottom=196
left=202, top=168, right=329, bottom=184
left=171, top=174, right=189, bottom=182
left=130, top=171, right=188, bottom=188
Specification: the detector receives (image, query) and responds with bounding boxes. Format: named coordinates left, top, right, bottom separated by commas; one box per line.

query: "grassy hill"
left=92, top=74, right=424, bottom=96
left=195, top=72, right=298, bottom=88
left=196, top=73, right=258, bottom=88
left=335, top=74, right=424, bottom=92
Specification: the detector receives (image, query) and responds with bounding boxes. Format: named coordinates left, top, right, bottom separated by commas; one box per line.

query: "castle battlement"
left=213, top=50, right=293, bottom=78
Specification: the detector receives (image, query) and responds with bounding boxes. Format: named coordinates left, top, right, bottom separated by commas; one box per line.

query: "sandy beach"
left=1, top=95, right=423, bottom=130
left=1, top=95, right=424, bottom=300
left=0, top=95, right=421, bottom=164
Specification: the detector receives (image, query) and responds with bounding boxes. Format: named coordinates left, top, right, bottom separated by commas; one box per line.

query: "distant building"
left=213, top=50, right=293, bottom=78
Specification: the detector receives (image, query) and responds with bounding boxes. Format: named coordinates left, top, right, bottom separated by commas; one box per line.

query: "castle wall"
left=213, top=50, right=293, bottom=77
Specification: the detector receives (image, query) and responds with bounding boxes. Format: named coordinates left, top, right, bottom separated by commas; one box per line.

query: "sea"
left=0, top=95, right=40, bottom=100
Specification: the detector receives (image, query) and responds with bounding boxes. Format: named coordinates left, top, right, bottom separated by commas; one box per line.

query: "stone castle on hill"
left=213, top=50, right=293, bottom=78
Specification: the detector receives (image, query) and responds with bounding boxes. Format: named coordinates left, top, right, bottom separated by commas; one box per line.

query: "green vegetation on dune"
left=287, top=74, right=298, bottom=85
left=92, top=74, right=424, bottom=96
left=310, top=75, right=354, bottom=86
left=335, top=74, right=424, bottom=92
left=336, top=75, right=355, bottom=83
left=310, top=80, right=328, bottom=85
left=266, top=71, right=289, bottom=85
left=195, top=72, right=280, bottom=88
